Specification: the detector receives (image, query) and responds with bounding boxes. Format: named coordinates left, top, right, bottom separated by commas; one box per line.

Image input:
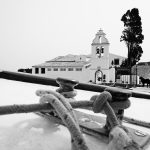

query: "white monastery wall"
left=32, top=67, right=91, bottom=83
left=109, top=68, right=116, bottom=82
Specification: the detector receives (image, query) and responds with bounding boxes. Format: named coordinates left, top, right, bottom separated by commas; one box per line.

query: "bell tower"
left=90, top=29, right=110, bottom=83
left=91, top=29, right=109, bottom=59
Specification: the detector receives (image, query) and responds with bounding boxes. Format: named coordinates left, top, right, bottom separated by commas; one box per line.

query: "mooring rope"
left=0, top=90, right=144, bottom=149
left=0, top=101, right=149, bottom=129
left=0, top=101, right=92, bottom=115
left=91, top=91, right=142, bottom=150
left=36, top=89, right=78, bottom=123
left=36, top=90, right=142, bottom=149
left=39, top=93, right=89, bottom=150
left=92, top=91, right=119, bottom=128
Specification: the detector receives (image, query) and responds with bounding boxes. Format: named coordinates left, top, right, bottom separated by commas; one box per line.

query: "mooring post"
left=104, top=87, right=132, bottom=130
left=90, top=87, right=132, bottom=131
left=56, top=78, right=132, bottom=132
left=56, top=77, right=79, bottom=99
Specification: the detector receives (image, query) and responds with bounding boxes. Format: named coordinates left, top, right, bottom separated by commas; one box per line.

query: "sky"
left=0, top=0, right=149, bottom=71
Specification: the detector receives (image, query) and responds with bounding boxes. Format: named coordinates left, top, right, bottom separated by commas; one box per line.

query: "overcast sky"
left=0, top=0, right=149, bottom=71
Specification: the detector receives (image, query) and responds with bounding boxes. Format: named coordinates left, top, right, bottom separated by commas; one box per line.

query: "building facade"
left=32, top=29, right=125, bottom=83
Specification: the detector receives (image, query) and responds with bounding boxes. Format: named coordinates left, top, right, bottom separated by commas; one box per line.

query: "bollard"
left=105, top=87, right=131, bottom=130
left=56, top=78, right=132, bottom=132
left=90, top=87, right=131, bottom=131
left=105, top=87, right=131, bottom=123
left=56, top=77, right=79, bottom=99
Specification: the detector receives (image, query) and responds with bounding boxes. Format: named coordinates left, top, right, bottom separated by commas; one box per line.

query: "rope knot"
left=92, top=91, right=112, bottom=113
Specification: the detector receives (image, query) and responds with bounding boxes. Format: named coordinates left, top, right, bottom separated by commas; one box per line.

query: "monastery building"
left=32, top=29, right=125, bottom=84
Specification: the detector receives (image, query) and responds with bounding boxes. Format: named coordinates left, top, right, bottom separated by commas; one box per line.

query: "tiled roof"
left=33, top=61, right=89, bottom=67
left=46, top=54, right=87, bottom=62
left=33, top=54, right=90, bottom=67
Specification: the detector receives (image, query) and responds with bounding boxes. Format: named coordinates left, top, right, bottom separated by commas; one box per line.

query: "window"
left=47, top=68, right=51, bottom=71
left=101, top=47, right=104, bottom=53
left=114, top=59, right=119, bottom=65
left=53, top=68, right=58, bottom=71
left=68, top=68, right=73, bottom=71
left=103, top=74, right=106, bottom=79
left=96, top=46, right=104, bottom=58
left=76, top=68, right=82, bottom=71
left=96, top=47, right=100, bottom=54
left=41, top=68, right=45, bottom=74
left=35, top=68, right=39, bottom=74
left=60, top=68, right=66, bottom=71
left=101, top=47, right=104, bottom=57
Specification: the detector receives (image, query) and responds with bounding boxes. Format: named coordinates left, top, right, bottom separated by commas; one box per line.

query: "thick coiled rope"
left=36, top=90, right=77, bottom=122
left=37, top=90, right=89, bottom=150
left=92, top=91, right=142, bottom=150
left=92, top=91, right=119, bottom=128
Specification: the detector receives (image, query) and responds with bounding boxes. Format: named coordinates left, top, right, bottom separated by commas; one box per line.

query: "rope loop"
left=91, top=91, right=141, bottom=150
left=92, top=91, right=112, bottom=113
left=38, top=90, right=89, bottom=150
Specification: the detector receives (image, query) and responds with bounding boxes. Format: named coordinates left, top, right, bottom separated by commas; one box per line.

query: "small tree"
left=120, top=58, right=128, bottom=67
left=120, top=8, right=144, bottom=84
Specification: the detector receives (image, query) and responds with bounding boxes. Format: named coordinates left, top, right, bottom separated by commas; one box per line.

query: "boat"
left=0, top=70, right=150, bottom=150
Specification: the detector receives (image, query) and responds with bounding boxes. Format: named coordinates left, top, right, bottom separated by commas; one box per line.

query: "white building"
left=32, top=29, right=125, bottom=83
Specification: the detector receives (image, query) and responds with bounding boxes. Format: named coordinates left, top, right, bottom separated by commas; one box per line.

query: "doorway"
left=95, top=70, right=103, bottom=84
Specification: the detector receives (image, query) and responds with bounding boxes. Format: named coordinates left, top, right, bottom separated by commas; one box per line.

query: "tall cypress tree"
left=120, top=8, right=144, bottom=84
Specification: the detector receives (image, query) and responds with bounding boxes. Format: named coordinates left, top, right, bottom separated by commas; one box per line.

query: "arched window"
left=101, top=47, right=104, bottom=53
left=96, top=46, right=104, bottom=58
left=101, top=46, right=104, bottom=57
left=96, top=47, right=100, bottom=54
left=103, top=74, right=106, bottom=79
left=96, top=47, right=101, bottom=58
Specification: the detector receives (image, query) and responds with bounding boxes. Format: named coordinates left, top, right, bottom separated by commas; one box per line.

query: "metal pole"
left=136, top=63, right=137, bottom=86
left=0, top=70, right=150, bottom=99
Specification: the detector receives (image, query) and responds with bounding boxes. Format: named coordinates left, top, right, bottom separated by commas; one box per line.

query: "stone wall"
left=132, top=65, right=150, bottom=79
